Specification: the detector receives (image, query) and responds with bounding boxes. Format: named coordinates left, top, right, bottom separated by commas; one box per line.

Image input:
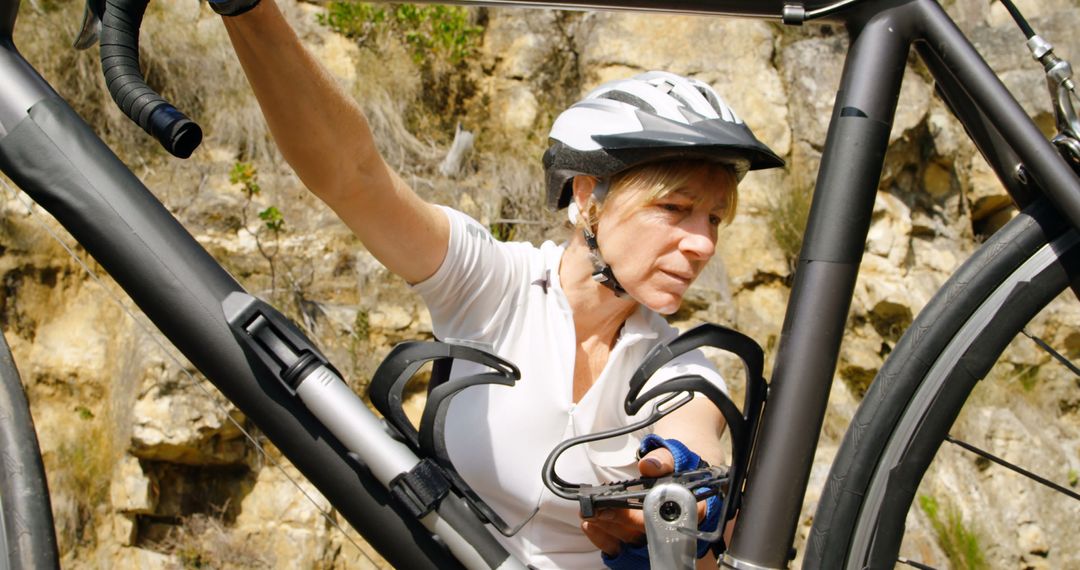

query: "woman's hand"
left=580, top=447, right=708, bottom=556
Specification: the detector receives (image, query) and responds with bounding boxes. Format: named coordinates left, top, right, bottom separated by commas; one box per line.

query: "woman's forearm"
left=218, top=1, right=449, bottom=283
left=221, top=0, right=380, bottom=202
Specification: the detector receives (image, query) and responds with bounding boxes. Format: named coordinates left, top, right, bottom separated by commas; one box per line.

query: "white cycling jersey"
left=412, top=206, right=725, bottom=569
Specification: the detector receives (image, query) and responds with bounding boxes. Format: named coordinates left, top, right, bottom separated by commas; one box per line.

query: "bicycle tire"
left=0, top=331, right=59, bottom=570
left=805, top=199, right=1080, bottom=570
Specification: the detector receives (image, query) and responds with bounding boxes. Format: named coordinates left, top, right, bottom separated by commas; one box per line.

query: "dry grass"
left=766, top=185, right=814, bottom=271
left=46, top=406, right=122, bottom=554
left=158, top=513, right=274, bottom=569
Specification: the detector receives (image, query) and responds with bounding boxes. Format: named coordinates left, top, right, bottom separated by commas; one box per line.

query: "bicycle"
left=0, top=0, right=1077, bottom=568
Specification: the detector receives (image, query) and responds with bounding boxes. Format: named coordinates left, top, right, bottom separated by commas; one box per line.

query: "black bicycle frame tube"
left=725, top=3, right=912, bottom=567
left=915, top=0, right=1080, bottom=226
left=918, top=43, right=1032, bottom=207
left=0, top=8, right=474, bottom=568
left=728, top=0, right=1080, bottom=566
left=371, top=0, right=840, bottom=19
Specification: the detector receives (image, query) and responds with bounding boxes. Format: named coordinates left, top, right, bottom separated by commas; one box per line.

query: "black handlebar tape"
left=99, top=0, right=202, bottom=158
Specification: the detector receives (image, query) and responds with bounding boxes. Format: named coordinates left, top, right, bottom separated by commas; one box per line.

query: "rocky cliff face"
left=2, top=0, right=1078, bottom=568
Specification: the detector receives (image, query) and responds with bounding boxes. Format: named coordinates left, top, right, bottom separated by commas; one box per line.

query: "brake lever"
left=74, top=0, right=104, bottom=50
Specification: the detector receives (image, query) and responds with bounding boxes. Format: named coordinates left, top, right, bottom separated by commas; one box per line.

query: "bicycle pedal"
left=575, top=467, right=728, bottom=518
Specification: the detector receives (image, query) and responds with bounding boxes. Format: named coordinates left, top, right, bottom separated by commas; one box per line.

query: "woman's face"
left=591, top=165, right=736, bottom=315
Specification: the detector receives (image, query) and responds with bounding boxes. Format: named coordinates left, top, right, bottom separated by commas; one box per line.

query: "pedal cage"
left=574, top=467, right=731, bottom=519
left=541, top=323, right=769, bottom=547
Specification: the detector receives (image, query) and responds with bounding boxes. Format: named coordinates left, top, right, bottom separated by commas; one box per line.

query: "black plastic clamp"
left=390, top=458, right=452, bottom=519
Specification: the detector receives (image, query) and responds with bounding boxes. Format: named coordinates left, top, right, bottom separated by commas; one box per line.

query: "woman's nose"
left=680, top=217, right=717, bottom=260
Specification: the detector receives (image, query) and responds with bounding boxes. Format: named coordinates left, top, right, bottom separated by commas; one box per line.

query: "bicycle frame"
left=1, top=0, right=1078, bottom=569
left=0, top=2, right=487, bottom=569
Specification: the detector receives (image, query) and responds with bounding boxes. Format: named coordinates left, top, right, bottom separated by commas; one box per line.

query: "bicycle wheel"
left=0, top=332, right=59, bottom=569
left=806, top=199, right=1080, bottom=570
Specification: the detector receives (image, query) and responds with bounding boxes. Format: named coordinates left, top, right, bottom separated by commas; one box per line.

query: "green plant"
left=918, top=494, right=987, bottom=570
left=317, top=1, right=388, bottom=43
left=230, top=162, right=289, bottom=296
left=258, top=206, right=285, bottom=234
left=230, top=161, right=261, bottom=198
left=318, top=2, right=482, bottom=65
left=50, top=409, right=120, bottom=551
left=766, top=186, right=814, bottom=271
left=1069, top=469, right=1078, bottom=487
left=1016, top=364, right=1040, bottom=392
left=317, top=1, right=482, bottom=139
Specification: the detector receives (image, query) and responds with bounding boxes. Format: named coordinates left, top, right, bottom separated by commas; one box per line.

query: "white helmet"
left=543, top=71, right=784, bottom=209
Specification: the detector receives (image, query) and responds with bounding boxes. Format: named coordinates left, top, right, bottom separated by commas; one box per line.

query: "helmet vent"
left=597, top=91, right=657, bottom=114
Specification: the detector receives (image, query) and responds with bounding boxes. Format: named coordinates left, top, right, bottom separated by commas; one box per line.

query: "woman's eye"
left=709, top=214, right=723, bottom=226
left=659, top=203, right=686, bottom=213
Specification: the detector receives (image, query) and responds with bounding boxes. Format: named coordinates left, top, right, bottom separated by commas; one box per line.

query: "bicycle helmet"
left=543, top=70, right=785, bottom=210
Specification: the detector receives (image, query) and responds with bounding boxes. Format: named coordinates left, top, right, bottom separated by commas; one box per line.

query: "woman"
left=211, top=0, right=783, bottom=567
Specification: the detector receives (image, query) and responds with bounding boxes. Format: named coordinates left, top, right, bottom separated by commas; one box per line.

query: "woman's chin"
left=639, top=293, right=683, bottom=315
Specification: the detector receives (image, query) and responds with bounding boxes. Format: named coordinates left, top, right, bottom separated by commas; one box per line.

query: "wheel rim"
left=847, top=231, right=1080, bottom=569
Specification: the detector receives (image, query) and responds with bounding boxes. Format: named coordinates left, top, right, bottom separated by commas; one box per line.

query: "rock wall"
left=2, top=0, right=1078, bottom=568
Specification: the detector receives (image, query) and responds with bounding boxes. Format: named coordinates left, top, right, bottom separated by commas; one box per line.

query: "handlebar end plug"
left=148, top=104, right=202, bottom=159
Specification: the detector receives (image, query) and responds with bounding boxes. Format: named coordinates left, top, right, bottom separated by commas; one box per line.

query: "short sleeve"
left=411, top=206, right=527, bottom=344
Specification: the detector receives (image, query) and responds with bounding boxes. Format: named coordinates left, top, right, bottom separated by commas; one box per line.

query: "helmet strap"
left=579, top=178, right=628, bottom=298
left=583, top=226, right=628, bottom=297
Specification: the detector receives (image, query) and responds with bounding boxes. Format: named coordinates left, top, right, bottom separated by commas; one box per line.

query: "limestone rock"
left=1017, top=521, right=1050, bottom=557
left=866, top=191, right=912, bottom=266
left=718, top=210, right=791, bottom=290
left=96, top=513, right=137, bottom=548
left=492, top=83, right=540, bottom=132
left=110, top=455, right=157, bottom=515
left=234, top=462, right=333, bottom=569
left=130, top=360, right=246, bottom=465
left=484, top=10, right=564, bottom=80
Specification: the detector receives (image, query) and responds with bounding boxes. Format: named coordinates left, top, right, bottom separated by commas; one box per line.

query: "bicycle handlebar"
left=100, top=0, right=202, bottom=158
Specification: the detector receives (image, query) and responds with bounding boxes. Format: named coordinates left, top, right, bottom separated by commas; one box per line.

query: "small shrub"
left=160, top=513, right=273, bottom=569
left=918, top=494, right=987, bottom=570
left=49, top=408, right=121, bottom=551
left=317, top=1, right=483, bottom=140
left=318, top=2, right=482, bottom=65
left=766, top=186, right=814, bottom=271
left=230, top=162, right=261, bottom=198
left=258, top=206, right=285, bottom=234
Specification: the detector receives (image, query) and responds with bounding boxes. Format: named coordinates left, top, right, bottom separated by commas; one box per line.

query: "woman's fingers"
left=637, top=447, right=675, bottom=477
left=584, top=508, right=646, bottom=546
left=581, top=519, right=622, bottom=556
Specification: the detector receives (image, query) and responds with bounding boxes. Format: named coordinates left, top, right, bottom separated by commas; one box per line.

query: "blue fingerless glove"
left=207, top=0, right=260, bottom=16
left=601, top=543, right=651, bottom=570
left=600, top=435, right=721, bottom=569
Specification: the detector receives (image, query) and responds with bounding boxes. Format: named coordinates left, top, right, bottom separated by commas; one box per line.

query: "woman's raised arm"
left=220, top=0, right=449, bottom=284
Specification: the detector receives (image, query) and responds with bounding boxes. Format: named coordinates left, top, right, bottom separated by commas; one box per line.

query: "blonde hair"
left=575, top=160, right=739, bottom=228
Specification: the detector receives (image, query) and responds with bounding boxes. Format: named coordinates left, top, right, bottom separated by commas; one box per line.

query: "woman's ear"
left=570, top=175, right=597, bottom=212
